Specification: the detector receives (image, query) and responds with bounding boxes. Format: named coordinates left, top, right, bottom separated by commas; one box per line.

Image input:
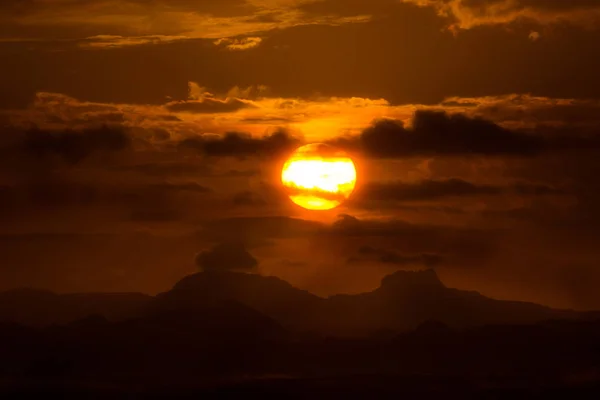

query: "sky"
left=1, top=0, right=600, bottom=310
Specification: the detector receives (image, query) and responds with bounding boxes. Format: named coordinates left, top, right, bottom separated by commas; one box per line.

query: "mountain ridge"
left=0, top=269, right=593, bottom=336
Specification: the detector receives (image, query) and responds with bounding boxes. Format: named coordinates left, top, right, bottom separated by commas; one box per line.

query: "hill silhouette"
left=322, top=269, right=577, bottom=335
left=0, top=270, right=600, bottom=396
left=0, top=270, right=588, bottom=335
left=149, top=269, right=583, bottom=337
left=149, top=270, right=324, bottom=333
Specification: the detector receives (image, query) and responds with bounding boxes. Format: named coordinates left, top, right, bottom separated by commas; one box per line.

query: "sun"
left=281, top=143, right=357, bottom=210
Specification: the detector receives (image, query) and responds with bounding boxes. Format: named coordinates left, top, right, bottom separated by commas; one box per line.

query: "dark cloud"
left=117, top=181, right=213, bottom=222
left=0, top=154, right=215, bottom=222
left=229, top=182, right=290, bottom=209
left=143, top=182, right=211, bottom=194
left=178, top=130, right=300, bottom=158
left=481, top=207, right=537, bottom=221
left=225, top=169, right=260, bottom=178
left=195, top=242, right=258, bottom=272
left=165, top=98, right=253, bottom=114
left=113, top=162, right=211, bottom=177
left=357, top=179, right=501, bottom=201
left=233, top=191, right=267, bottom=207
left=350, top=245, right=444, bottom=267
left=0, top=181, right=98, bottom=211
left=0, top=125, right=131, bottom=165
left=512, top=182, right=565, bottom=196
left=335, top=111, right=542, bottom=158
left=0, top=181, right=210, bottom=218
left=353, top=179, right=564, bottom=204
left=331, top=214, right=420, bottom=238
left=279, top=259, right=309, bottom=268
left=198, top=217, right=325, bottom=242
left=193, top=215, right=498, bottom=274
left=199, top=215, right=496, bottom=267
left=130, top=209, right=181, bottom=222
left=330, top=214, right=498, bottom=263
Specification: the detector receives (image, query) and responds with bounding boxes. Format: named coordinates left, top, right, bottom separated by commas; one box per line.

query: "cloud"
left=80, top=35, right=188, bottom=49
left=198, top=216, right=326, bottom=242
left=10, top=87, right=600, bottom=150
left=129, top=209, right=181, bottom=222
left=143, top=182, right=212, bottom=194
left=165, top=98, right=254, bottom=114
left=354, top=179, right=564, bottom=203
left=3, top=4, right=600, bottom=112
left=195, top=242, right=259, bottom=271
left=0, top=0, right=372, bottom=46
left=358, top=179, right=502, bottom=201
left=325, top=214, right=502, bottom=272
left=0, top=179, right=212, bottom=217
left=331, top=214, right=410, bottom=235
left=438, top=95, right=600, bottom=131
left=113, top=162, right=210, bottom=177
left=214, top=36, right=263, bottom=50
left=403, top=0, right=600, bottom=30
left=0, top=123, right=214, bottom=223
left=178, top=130, right=300, bottom=158
left=195, top=215, right=498, bottom=270
left=4, top=90, right=600, bottom=186
left=350, top=245, right=444, bottom=267
left=1, top=125, right=131, bottom=165
left=233, top=191, right=268, bottom=206
left=165, top=81, right=257, bottom=113
left=529, top=31, right=541, bottom=41
left=334, top=110, right=543, bottom=157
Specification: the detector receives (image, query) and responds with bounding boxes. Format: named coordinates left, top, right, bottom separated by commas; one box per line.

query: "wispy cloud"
left=80, top=35, right=189, bottom=49
left=214, top=36, right=263, bottom=50
left=0, top=0, right=372, bottom=48
left=403, top=0, right=600, bottom=30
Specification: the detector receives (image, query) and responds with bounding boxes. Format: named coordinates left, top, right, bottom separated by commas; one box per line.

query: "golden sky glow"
left=1, top=0, right=600, bottom=309
left=282, top=144, right=357, bottom=211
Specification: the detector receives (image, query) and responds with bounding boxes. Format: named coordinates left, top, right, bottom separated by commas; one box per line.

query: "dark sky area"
left=1, top=0, right=600, bottom=310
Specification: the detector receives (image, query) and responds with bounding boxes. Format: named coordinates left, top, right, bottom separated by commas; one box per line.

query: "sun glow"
left=281, top=144, right=357, bottom=211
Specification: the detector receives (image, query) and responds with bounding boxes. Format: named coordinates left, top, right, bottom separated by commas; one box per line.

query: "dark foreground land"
left=2, top=375, right=600, bottom=399
left=1, top=270, right=599, bottom=398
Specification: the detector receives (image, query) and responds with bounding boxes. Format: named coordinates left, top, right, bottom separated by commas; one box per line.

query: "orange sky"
left=1, top=0, right=600, bottom=310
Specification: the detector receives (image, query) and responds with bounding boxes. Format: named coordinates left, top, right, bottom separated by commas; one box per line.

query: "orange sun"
left=281, top=144, right=357, bottom=210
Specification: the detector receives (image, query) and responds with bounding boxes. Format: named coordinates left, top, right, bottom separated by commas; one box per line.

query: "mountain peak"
left=169, top=270, right=296, bottom=295
left=380, top=269, right=444, bottom=290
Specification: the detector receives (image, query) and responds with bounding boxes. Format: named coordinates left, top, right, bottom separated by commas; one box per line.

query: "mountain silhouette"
left=323, top=269, right=577, bottom=336
left=0, top=270, right=600, bottom=394
left=0, top=269, right=589, bottom=335
left=149, top=271, right=324, bottom=334
left=148, top=269, right=583, bottom=337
